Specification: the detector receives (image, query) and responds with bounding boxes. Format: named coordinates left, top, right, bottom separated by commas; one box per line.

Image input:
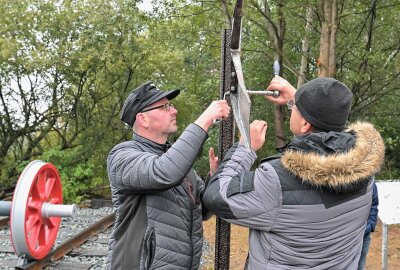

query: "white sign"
left=376, top=181, right=400, bottom=225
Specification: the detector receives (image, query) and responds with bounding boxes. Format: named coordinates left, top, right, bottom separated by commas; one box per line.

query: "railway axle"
left=0, top=160, right=77, bottom=260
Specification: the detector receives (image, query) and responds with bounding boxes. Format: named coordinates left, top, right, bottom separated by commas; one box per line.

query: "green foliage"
left=1, top=0, right=400, bottom=203
left=371, top=103, right=400, bottom=180
left=40, top=148, right=95, bottom=203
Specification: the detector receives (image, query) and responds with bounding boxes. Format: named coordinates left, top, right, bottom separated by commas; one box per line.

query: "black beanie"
left=295, top=77, right=353, bottom=132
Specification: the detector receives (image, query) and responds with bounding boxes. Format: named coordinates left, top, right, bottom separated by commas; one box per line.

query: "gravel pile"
left=0, top=207, right=213, bottom=269
left=0, top=220, right=18, bottom=269
left=52, top=207, right=114, bottom=270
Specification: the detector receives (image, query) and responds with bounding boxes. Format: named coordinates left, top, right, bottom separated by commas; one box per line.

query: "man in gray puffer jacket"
left=107, top=81, right=230, bottom=269
left=203, top=77, right=385, bottom=269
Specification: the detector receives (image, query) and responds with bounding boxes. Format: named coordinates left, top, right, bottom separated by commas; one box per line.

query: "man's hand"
left=208, top=147, right=218, bottom=176
left=265, top=76, right=296, bottom=105
left=240, top=120, right=268, bottom=151
left=195, top=100, right=230, bottom=132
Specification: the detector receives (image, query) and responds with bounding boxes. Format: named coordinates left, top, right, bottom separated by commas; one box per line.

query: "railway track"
left=0, top=207, right=114, bottom=270
left=0, top=160, right=212, bottom=269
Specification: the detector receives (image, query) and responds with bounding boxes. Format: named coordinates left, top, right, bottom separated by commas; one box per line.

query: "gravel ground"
left=53, top=207, right=114, bottom=269
left=0, top=207, right=213, bottom=269
left=0, top=207, right=113, bottom=269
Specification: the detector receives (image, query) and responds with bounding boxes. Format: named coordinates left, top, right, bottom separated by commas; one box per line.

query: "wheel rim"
left=10, top=160, right=63, bottom=259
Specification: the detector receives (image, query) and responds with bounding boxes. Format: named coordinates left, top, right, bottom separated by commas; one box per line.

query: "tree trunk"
left=318, top=0, right=332, bottom=77
left=274, top=0, right=286, bottom=148
left=328, top=0, right=338, bottom=77
left=258, top=0, right=287, bottom=148
left=349, top=0, right=377, bottom=117
left=318, top=0, right=337, bottom=77
left=297, top=6, right=314, bottom=88
left=219, top=0, right=232, bottom=28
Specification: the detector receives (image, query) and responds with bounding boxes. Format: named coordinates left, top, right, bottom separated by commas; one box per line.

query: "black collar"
left=132, top=132, right=172, bottom=153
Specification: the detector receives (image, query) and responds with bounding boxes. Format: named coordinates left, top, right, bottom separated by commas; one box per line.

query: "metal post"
left=382, top=223, right=388, bottom=270
left=215, top=28, right=235, bottom=270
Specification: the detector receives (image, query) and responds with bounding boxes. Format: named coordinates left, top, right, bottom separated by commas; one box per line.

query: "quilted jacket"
left=107, top=124, right=209, bottom=269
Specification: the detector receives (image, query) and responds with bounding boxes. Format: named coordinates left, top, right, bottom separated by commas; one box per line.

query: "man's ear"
left=301, top=121, right=313, bottom=134
left=136, top=113, right=149, bottom=128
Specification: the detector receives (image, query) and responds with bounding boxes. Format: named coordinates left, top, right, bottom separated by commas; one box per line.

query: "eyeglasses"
left=287, top=100, right=296, bottom=110
left=141, top=103, right=174, bottom=113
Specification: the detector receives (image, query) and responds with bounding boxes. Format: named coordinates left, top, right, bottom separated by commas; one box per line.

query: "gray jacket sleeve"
left=107, top=123, right=207, bottom=192
left=203, top=143, right=281, bottom=230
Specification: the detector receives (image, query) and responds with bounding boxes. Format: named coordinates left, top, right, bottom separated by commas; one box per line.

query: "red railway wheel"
left=10, top=160, right=65, bottom=259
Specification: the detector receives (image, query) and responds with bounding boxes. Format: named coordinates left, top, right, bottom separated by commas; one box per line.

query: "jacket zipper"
left=184, top=179, right=195, bottom=269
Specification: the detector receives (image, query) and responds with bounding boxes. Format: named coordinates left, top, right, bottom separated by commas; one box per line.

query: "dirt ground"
left=202, top=217, right=400, bottom=269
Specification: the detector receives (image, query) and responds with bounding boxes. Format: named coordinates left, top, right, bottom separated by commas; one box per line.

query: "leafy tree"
left=0, top=0, right=186, bottom=200
left=1, top=0, right=399, bottom=204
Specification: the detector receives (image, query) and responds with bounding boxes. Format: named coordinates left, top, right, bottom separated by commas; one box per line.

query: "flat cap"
left=120, top=81, right=180, bottom=127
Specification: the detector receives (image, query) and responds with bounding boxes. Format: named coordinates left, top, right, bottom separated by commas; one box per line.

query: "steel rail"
left=0, top=185, right=16, bottom=200
left=0, top=217, right=9, bottom=228
left=16, top=212, right=115, bottom=270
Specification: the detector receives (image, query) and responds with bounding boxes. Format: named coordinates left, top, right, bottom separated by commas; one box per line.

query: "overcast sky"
left=137, top=0, right=153, bottom=12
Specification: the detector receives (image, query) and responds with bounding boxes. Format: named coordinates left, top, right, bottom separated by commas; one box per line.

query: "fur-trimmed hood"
left=281, top=122, right=385, bottom=191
